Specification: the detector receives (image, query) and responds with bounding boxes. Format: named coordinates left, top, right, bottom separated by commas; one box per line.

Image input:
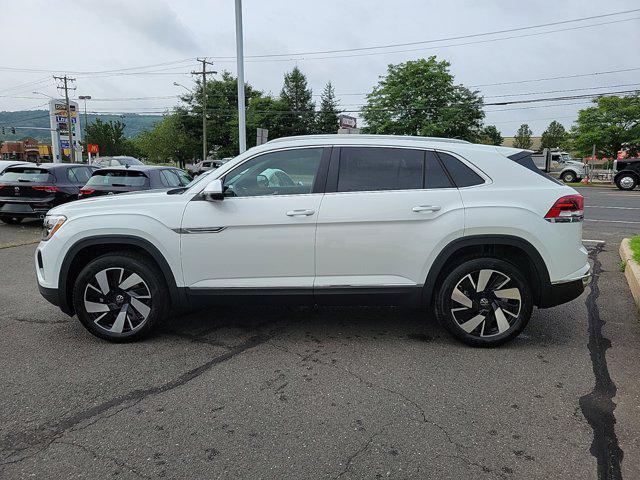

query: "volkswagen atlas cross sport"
left=35, top=135, right=590, bottom=347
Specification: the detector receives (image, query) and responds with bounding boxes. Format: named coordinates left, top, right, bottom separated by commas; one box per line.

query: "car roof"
left=4, top=162, right=87, bottom=170
left=92, top=165, right=174, bottom=172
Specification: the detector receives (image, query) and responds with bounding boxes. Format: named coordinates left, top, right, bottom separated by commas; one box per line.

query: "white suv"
left=36, top=135, right=590, bottom=346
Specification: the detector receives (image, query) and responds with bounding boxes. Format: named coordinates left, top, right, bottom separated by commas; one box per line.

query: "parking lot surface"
left=1, top=185, right=639, bottom=479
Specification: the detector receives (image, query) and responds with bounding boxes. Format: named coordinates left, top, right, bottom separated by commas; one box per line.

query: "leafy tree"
left=513, top=124, right=533, bottom=150
left=541, top=121, right=568, bottom=149
left=477, top=125, right=503, bottom=145
left=570, top=95, right=640, bottom=157
left=134, top=114, right=194, bottom=167
left=315, top=82, right=340, bottom=134
left=245, top=95, right=287, bottom=146
left=85, top=119, right=136, bottom=156
left=279, top=67, right=315, bottom=137
left=361, top=56, right=484, bottom=141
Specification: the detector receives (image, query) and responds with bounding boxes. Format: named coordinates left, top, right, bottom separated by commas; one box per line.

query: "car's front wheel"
left=435, top=258, right=533, bottom=347
left=615, top=173, right=638, bottom=191
left=0, top=215, right=23, bottom=225
left=72, top=252, right=168, bottom=342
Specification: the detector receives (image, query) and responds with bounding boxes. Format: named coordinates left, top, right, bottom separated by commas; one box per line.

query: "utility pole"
left=235, top=0, right=247, bottom=153
left=53, top=75, right=77, bottom=163
left=191, top=59, right=216, bottom=162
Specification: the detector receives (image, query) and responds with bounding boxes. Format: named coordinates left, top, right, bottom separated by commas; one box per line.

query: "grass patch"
left=630, top=236, right=640, bottom=264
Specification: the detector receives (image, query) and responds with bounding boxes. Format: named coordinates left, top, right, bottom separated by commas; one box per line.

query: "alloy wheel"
left=83, top=267, right=152, bottom=334
left=619, top=176, right=635, bottom=189
left=450, top=269, right=522, bottom=337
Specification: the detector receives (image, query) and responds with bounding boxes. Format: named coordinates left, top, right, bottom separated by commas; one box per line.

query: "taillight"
left=545, top=194, right=584, bottom=223
left=79, top=188, right=95, bottom=196
left=32, top=185, right=59, bottom=193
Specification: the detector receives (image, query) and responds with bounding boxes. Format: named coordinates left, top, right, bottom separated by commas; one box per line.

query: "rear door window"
left=425, top=151, right=454, bottom=188
left=337, top=147, right=423, bottom=192
left=436, top=152, right=485, bottom=187
left=0, top=167, right=53, bottom=183
left=85, top=170, right=149, bottom=187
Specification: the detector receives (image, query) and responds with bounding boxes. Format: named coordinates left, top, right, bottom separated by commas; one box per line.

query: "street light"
left=235, top=0, right=246, bottom=153
left=32, top=91, right=55, bottom=99
left=173, top=82, right=191, bottom=92
left=78, top=95, right=91, bottom=163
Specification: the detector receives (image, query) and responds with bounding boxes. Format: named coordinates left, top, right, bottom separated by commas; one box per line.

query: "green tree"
left=279, top=67, right=315, bottom=137
left=570, top=95, right=640, bottom=157
left=541, top=121, right=567, bottom=149
left=361, top=56, right=484, bottom=141
left=315, top=81, right=340, bottom=134
left=513, top=124, right=533, bottom=149
left=477, top=125, right=503, bottom=145
left=134, top=114, right=194, bottom=166
left=245, top=95, right=287, bottom=146
left=85, top=119, right=136, bottom=156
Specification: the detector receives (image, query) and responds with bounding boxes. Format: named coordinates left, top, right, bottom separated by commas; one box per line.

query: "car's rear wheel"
left=615, top=173, right=638, bottom=191
left=560, top=171, right=577, bottom=183
left=0, top=215, right=23, bottom=225
left=72, top=252, right=168, bottom=342
left=434, top=258, right=533, bottom=347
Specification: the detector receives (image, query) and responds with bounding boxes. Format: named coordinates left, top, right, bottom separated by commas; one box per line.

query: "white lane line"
left=582, top=239, right=606, bottom=243
left=584, top=219, right=640, bottom=224
left=586, top=205, right=640, bottom=210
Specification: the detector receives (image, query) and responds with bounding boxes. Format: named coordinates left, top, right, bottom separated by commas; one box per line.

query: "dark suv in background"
left=78, top=165, right=191, bottom=199
left=613, top=157, right=640, bottom=190
left=0, top=163, right=96, bottom=224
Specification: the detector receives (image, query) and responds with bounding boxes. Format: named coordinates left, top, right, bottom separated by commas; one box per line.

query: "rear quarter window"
left=507, top=151, right=563, bottom=185
left=436, top=152, right=484, bottom=187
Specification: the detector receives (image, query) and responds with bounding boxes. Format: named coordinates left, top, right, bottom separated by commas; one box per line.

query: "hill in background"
left=0, top=110, right=162, bottom=142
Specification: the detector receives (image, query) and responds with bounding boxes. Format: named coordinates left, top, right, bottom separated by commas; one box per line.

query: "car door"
left=315, top=146, right=465, bottom=294
left=181, top=146, right=330, bottom=290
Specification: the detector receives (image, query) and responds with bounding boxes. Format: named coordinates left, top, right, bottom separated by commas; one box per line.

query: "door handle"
left=286, top=209, right=315, bottom=217
left=412, top=205, right=441, bottom=212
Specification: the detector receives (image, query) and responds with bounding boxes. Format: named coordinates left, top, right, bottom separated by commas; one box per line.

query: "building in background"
left=501, top=136, right=542, bottom=151
left=0, top=138, right=53, bottom=162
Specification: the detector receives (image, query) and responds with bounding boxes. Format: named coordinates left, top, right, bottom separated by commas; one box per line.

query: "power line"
left=211, top=8, right=640, bottom=59
left=0, top=58, right=193, bottom=75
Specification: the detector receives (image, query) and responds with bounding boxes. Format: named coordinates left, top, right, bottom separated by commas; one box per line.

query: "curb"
left=619, top=238, right=640, bottom=313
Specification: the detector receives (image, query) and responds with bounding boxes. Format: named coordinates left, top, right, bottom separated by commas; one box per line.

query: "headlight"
left=42, top=215, right=66, bottom=241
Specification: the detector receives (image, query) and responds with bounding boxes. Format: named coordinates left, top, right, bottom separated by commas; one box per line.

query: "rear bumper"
left=0, top=200, right=52, bottom=218
left=538, top=269, right=590, bottom=308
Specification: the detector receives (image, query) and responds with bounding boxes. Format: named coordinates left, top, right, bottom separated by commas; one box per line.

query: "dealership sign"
left=49, top=99, right=82, bottom=162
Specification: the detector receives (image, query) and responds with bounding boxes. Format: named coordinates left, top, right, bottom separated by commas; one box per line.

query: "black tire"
left=72, top=251, right=168, bottom=342
left=434, top=258, right=533, bottom=347
left=560, top=171, right=577, bottom=183
left=615, top=173, right=638, bottom=191
left=0, top=216, right=23, bottom=225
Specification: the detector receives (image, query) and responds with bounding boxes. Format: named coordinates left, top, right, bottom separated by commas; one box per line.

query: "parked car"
left=91, top=156, right=144, bottom=168
left=613, top=157, right=640, bottom=190
left=187, top=158, right=232, bottom=176
left=36, top=135, right=589, bottom=347
left=78, top=165, right=191, bottom=199
left=0, top=160, right=31, bottom=175
left=0, top=163, right=96, bottom=224
left=532, top=151, right=586, bottom=183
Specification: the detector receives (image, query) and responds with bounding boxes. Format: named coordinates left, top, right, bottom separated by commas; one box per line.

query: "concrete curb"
left=619, top=238, right=640, bottom=313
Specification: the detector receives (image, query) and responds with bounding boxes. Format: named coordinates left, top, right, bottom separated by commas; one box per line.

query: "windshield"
left=86, top=170, right=148, bottom=187
left=0, top=167, right=53, bottom=183
left=561, top=153, right=571, bottom=161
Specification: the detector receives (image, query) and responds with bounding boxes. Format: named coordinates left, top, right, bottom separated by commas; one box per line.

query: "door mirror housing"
left=202, top=179, right=224, bottom=201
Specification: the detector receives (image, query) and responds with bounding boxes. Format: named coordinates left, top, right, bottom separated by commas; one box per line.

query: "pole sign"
left=87, top=144, right=99, bottom=154
left=256, top=128, right=269, bottom=146
left=339, top=115, right=357, bottom=129
left=49, top=99, right=82, bottom=162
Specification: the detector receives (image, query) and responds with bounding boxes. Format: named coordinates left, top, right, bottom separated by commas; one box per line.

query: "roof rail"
left=266, top=134, right=471, bottom=145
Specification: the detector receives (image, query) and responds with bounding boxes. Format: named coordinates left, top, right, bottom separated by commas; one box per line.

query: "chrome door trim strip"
left=173, top=227, right=227, bottom=234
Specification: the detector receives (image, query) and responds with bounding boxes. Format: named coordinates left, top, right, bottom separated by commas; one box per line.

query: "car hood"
left=47, top=189, right=183, bottom=217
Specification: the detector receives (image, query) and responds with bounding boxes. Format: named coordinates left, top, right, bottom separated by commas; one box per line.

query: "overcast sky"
left=1, top=0, right=639, bottom=135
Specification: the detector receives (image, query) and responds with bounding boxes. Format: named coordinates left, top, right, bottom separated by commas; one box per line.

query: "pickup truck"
left=613, top=157, right=640, bottom=190
left=532, top=151, right=586, bottom=183
left=187, top=158, right=232, bottom=177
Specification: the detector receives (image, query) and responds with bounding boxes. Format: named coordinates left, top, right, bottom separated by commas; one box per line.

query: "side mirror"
left=202, top=179, right=224, bottom=201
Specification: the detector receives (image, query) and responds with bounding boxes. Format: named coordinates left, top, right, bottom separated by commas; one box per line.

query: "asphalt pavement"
left=0, top=184, right=639, bottom=479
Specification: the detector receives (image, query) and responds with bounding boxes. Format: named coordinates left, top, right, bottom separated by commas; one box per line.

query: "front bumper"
left=37, top=282, right=74, bottom=315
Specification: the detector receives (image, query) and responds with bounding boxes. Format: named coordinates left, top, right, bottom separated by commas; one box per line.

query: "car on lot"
left=78, top=165, right=191, bottom=199
left=91, top=156, right=144, bottom=168
left=0, top=160, right=32, bottom=174
left=35, top=135, right=589, bottom=347
left=613, top=157, right=640, bottom=190
left=0, top=163, right=95, bottom=224
left=187, top=158, right=232, bottom=176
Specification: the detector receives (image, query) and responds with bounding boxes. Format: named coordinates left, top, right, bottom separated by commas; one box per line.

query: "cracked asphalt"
left=1, top=185, right=639, bottom=479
